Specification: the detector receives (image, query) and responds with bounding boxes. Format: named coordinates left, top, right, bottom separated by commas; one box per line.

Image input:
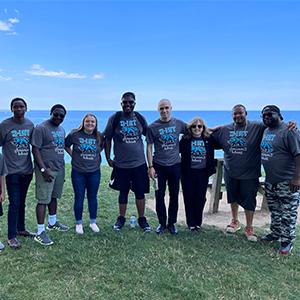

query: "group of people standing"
left=0, top=93, right=299, bottom=255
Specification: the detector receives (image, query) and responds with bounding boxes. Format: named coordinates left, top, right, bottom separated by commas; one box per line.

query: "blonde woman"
left=179, top=117, right=216, bottom=231
left=65, top=113, right=103, bottom=234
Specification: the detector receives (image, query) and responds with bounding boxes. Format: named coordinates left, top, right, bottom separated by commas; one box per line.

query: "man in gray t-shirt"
left=211, top=104, right=265, bottom=241
left=147, top=99, right=186, bottom=234
left=103, top=92, right=151, bottom=232
left=31, top=104, right=68, bottom=246
left=260, top=105, right=300, bottom=254
left=0, top=97, right=34, bottom=249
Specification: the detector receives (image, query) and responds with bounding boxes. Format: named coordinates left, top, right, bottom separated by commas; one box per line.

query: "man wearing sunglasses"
left=0, top=98, right=35, bottom=249
left=103, top=92, right=151, bottom=232
left=146, top=99, right=186, bottom=234
left=211, top=104, right=296, bottom=242
left=260, top=105, right=300, bottom=254
left=31, top=104, right=68, bottom=246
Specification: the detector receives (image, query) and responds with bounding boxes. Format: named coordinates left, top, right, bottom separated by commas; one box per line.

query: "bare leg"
left=245, top=209, right=254, bottom=228
left=119, top=204, right=127, bottom=217
left=136, top=198, right=145, bottom=218
left=36, top=204, right=46, bottom=224
left=48, top=197, right=57, bottom=215
left=231, top=202, right=239, bottom=221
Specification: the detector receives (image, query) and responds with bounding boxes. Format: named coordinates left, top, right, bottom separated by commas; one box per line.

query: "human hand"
left=42, top=168, right=54, bottom=182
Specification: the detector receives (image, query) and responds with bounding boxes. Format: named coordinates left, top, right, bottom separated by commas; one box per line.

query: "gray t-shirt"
left=31, top=120, right=65, bottom=171
left=0, top=117, right=34, bottom=175
left=191, top=138, right=207, bottom=169
left=211, top=120, right=265, bottom=179
left=65, top=130, right=102, bottom=173
left=146, top=117, right=186, bottom=166
left=261, top=123, right=300, bottom=184
left=103, top=112, right=146, bottom=168
left=0, top=154, right=8, bottom=194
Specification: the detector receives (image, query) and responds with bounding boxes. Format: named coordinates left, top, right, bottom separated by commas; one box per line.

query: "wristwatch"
left=40, top=168, right=46, bottom=173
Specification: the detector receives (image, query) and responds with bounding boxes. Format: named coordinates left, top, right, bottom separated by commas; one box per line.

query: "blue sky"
left=0, top=0, right=299, bottom=110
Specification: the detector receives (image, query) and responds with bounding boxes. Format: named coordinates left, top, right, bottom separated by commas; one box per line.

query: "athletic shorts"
left=224, top=171, right=259, bottom=211
left=109, top=163, right=149, bottom=201
left=35, top=166, right=65, bottom=204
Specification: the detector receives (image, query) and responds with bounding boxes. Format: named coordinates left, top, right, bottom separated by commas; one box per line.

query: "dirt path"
left=147, top=190, right=300, bottom=229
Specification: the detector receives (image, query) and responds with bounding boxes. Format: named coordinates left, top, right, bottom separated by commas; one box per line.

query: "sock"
left=48, top=214, right=57, bottom=226
left=37, top=224, right=45, bottom=235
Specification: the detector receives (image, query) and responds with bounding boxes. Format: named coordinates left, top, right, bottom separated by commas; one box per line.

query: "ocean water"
left=1, top=110, right=299, bottom=164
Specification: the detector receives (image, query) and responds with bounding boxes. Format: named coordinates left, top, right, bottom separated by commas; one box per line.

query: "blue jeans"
left=6, top=173, right=33, bottom=239
left=71, top=169, right=100, bottom=223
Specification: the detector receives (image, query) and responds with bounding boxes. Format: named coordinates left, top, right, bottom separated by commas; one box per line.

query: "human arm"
left=32, top=145, right=54, bottom=182
left=64, top=146, right=72, bottom=157
left=0, top=175, right=5, bottom=202
left=146, top=143, right=156, bottom=179
left=104, top=139, right=114, bottom=168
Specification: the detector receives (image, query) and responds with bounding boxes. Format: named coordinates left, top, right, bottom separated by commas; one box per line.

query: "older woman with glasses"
left=179, top=117, right=216, bottom=231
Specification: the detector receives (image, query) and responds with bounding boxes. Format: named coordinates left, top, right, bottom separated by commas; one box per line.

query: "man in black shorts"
left=103, top=92, right=151, bottom=232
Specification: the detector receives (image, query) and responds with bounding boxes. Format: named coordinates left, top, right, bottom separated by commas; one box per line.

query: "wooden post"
left=209, top=158, right=224, bottom=213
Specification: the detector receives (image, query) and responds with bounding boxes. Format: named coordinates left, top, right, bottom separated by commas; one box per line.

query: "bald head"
left=158, top=98, right=172, bottom=121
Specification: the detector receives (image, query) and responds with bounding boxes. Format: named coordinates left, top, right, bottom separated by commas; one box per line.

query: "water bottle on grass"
left=130, top=215, right=136, bottom=228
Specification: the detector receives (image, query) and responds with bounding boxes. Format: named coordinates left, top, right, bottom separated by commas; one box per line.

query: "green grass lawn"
left=0, top=166, right=300, bottom=300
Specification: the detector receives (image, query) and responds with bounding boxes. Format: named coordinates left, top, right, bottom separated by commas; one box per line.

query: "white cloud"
left=25, top=64, right=87, bottom=79
left=0, top=17, right=20, bottom=34
left=92, top=73, right=104, bottom=80
left=0, top=75, right=12, bottom=81
left=8, top=18, right=19, bottom=24
left=14, top=9, right=20, bottom=15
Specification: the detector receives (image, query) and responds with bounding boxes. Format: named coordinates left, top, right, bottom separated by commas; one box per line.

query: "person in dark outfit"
left=180, top=117, right=216, bottom=231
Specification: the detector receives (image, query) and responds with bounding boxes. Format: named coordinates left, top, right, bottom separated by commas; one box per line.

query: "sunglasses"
left=191, top=124, right=203, bottom=129
left=261, top=112, right=276, bottom=118
left=159, top=106, right=169, bottom=111
left=53, top=112, right=65, bottom=118
left=122, top=100, right=135, bottom=105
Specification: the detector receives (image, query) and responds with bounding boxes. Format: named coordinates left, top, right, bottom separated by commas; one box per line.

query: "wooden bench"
left=207, top=158, right=268, bottom=213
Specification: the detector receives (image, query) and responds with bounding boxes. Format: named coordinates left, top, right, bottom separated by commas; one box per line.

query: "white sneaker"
left=89, top=223, right=100, bottom=233
left=75, top=224, right=84, bottom=234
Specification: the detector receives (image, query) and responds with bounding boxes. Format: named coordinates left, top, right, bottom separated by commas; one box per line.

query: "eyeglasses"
left=122, top=100, right=135, bottom=105
left=159, top=106, right=169, bottom=111
left=191, top=124, right=203, bottom=129
left=53, top=112, right=65, bottom=118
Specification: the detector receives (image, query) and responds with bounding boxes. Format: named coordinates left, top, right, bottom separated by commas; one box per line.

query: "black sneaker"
left=34, top=231, right=54, bottom=246
left=138, top=217, right=151, bottom=232
left=46, top=221, right=69, bottom=232
left=260, top=233, right=279, bottom=242
left=278, top=242, right=293, bottom=254
left=113, top=216, right=126, bottom=231
left=168, top=224, right=178, bottom=235
left=155, top=224, right=166, bottom=235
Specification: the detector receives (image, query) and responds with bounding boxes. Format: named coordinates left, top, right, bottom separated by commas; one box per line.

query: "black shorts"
left=224, top=171, right=259, bottom=212
left=109, top=163, right=149, bottom=202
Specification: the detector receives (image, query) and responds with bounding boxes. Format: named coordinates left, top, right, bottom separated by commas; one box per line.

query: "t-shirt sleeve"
left=31, top=126, right=44, bottom=148
left=286, top=130, right=300, bottom=157
left=146, top=126, right=154, bottom=144
left=65, top=131, right=74, bottom=148
left=103, top=115, right=115, bottom=140
left=210, top=128, right=222, bottom=149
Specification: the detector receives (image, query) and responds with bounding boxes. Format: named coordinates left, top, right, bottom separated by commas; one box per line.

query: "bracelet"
left=148, top=165, right=153, bottom=169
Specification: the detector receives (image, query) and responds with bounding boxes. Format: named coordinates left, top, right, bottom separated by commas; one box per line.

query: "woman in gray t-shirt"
left=65, top=113, right=103, bottom=234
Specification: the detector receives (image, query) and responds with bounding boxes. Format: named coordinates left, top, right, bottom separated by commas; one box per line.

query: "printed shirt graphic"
left=190, top=138, right=207, bottom=169
left=103, top=112, right=146, bottom=168
left=261, top=123, right=300, bottom=184
left=211, top=121, right=265, bottom=179
left=0, top=117, right=34, bottom=175
left=147, top=118, right=186, bottom=166
left=31, top=120, right=65, bottom=171
left=65, top=130, right=101, bottom=173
